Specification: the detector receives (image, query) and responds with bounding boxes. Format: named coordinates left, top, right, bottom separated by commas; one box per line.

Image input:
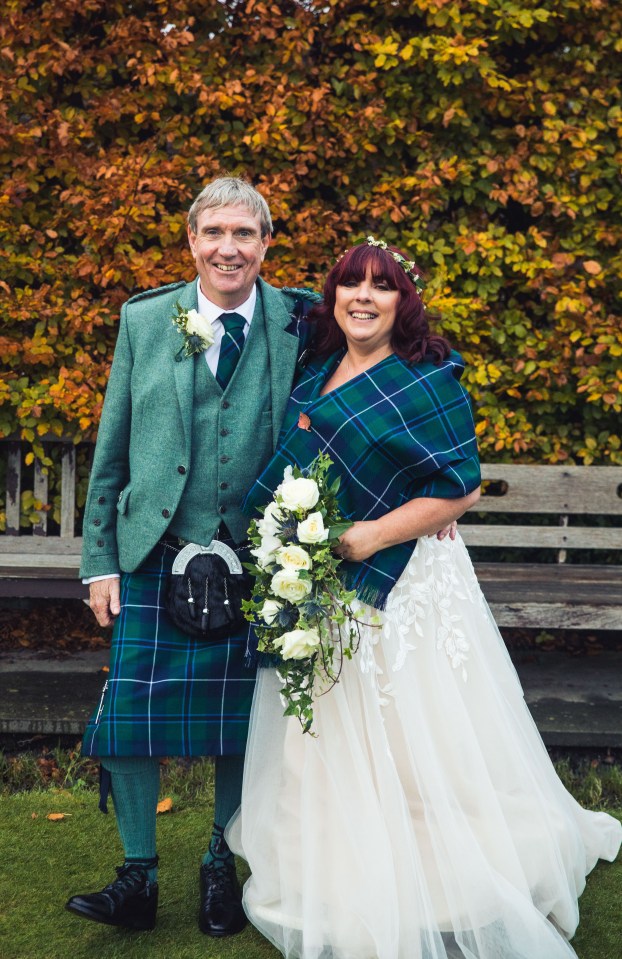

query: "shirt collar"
left=196, top=278, right=256, bottom=326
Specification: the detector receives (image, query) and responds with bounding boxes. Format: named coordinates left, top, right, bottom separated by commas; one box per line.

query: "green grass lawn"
left=0, top=782, right=620, bottom=959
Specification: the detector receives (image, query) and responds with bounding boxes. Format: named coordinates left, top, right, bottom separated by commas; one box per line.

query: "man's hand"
left=432, top=520, right=458, bottom=541
left=89, top=577, right=121, bottom=627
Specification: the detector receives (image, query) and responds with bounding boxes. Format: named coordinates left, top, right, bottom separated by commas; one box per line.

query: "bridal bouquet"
left=243, top=453, right=359, bottom=734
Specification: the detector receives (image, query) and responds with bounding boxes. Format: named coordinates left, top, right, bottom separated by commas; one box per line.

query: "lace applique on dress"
left=387, top=534, right=488, bottom=681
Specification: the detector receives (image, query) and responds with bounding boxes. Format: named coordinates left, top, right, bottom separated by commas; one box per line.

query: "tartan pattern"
left=82, top=541, right=257, bottom=758
left=244, top=349, right=481, bottom=609
left=215, top=312, right=246, bottom=389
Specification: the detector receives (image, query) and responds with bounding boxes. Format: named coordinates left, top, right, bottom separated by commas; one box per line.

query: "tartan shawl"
left=243, top=348, right=481, bottom=610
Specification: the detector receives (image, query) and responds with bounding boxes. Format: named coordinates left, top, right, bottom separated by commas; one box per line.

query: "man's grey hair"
left=188, top=176, right=273, bottom=236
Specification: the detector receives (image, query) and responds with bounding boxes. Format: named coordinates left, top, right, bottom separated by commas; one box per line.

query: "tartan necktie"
left=215, top=312, right=246, bottom=389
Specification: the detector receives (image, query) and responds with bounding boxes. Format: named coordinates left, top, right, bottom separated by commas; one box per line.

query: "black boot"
left=199, top=861, right=246, bottom=937
left=65, top=861, right=158, bottom=931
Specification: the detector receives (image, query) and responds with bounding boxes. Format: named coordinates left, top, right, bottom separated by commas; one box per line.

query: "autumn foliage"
left=1, top=0, right=621, bottom=475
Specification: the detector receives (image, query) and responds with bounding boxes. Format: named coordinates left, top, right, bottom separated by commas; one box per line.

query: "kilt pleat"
left=82, top=542, right=257, bottom=758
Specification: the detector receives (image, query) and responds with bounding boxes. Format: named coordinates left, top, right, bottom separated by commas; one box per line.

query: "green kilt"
left=82, top=542, right=256, bottom=758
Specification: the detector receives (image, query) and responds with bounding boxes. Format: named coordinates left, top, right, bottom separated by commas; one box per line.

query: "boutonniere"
left=172, top=302, right=214, bottom=361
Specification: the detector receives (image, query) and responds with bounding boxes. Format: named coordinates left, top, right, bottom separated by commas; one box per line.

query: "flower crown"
left=366, top=236, right=426, bottom=296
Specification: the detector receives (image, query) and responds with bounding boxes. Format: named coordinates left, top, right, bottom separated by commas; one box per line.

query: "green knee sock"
left=202, top=754, right=244, bottom=869
left=101, top=756, right=161, bottom=883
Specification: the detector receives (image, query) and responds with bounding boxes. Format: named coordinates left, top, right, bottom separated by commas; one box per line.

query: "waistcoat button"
left=177, top=465, right=186, bottom=474
left=93, top=519, right=101, bottom=526
left=220, top=428, right=229, bottom=437
left=219, top=482, right=228, bottom=490
left=220, top=455, right=229, bottom=464
left=218, top=505, right=227, bottom=514
left=96, top=539, right=104, bottom=547
left=221, top=400, right=230, bottom=409
left=162, top=508, right=171, bottom=518
left=97, top=495, right=106, bottom=505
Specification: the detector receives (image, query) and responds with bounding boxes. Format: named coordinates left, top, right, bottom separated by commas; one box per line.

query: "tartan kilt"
left=81, top=541, right=257, bottom=758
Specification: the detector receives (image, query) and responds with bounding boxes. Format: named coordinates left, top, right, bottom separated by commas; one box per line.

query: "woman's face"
left=334, top=264, right=399, bottom=355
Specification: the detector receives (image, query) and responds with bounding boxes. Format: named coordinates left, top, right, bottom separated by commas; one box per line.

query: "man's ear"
left=187, top=224, right=197, bottom=257
left=261, top=233, right=272, bottom=259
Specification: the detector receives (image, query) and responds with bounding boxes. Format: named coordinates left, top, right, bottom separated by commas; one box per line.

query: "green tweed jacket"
left=80, top=277, right=314, bottom=578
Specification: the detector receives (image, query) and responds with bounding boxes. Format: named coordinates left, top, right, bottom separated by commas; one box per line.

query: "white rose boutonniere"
left=172, top=302, right=214, bottom=360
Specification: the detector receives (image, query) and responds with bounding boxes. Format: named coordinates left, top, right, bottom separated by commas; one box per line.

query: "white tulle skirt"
left=227, top=534, right=621, bottom=959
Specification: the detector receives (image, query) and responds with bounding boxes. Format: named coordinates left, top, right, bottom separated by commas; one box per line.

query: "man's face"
left=187, top=204, right=270, bottom=309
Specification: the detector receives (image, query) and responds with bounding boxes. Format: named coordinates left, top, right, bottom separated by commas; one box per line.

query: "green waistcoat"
left=168, top=298, right=272, bottom=544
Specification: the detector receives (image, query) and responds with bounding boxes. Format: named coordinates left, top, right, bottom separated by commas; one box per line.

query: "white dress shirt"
left=84, top=280, right=257, bottom=585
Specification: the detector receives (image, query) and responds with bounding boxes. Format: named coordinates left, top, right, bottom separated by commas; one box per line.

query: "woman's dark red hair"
left=309, top=244, right=451, bottom=364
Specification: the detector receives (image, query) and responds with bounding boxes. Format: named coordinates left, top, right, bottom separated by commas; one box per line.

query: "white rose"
left=297, top=511, right=328, bottom=544
left=271, top=569, right=312, bottom=603
left=278, top=477, right=320, bottom=512
left=261, top=599, right=282, bottom=626
left=185, top=308, right=214, bottom=345
left=251, top=534, right=281, bottom=569
left=276, top=544, right=313, bottom=571
left=257, top=501, right=283, bottom=537
left=274, top=627, right=321, bottom=660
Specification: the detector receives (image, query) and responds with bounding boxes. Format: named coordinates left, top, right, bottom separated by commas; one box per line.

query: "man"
left=65, top=177, right=316, bottom=936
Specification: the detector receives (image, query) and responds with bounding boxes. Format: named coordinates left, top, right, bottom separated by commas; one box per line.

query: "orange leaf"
left=156, top=797, right=173, bottom=815
left=582, top=260, right=602, bottom=275
left=31, top=813, right=38, bottom=819
left=47, top=812, right=71, bottom=821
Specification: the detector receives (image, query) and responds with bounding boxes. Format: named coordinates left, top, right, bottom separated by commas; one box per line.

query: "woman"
left=227, top=240, right=621, bottom=959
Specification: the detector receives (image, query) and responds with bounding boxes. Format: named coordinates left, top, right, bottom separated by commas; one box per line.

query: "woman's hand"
left=334, top=521, right=382, bottom=563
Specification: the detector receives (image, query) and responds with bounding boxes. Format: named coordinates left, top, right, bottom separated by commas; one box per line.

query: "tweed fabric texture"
left=82, top=541, right=257, bottom=758
left=244, top=350, right=480, bottom=609
left=215, top=312, right=246, bottom=389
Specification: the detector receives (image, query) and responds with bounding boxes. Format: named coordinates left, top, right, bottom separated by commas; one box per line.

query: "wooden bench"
left=461, top=464, right=622, bottom=632
left=1, top=442, right=621, bottom=623
left=0, top=438, right=88, bottom=599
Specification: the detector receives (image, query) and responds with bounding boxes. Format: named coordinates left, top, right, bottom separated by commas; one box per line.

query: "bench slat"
left=33, top=458, right=49, bottom=536
left=478, top=464, right=622, bottom=515
left=60, top=445, right=76, bottom=538
left=461, top=524, right=622, bottom=550
left=5, top=442, right=21, bottom=535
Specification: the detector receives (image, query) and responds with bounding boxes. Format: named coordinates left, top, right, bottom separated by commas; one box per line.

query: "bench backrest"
left=460, top=464, right=622, bottom=552
left=2, top=439, right=80, bottom=539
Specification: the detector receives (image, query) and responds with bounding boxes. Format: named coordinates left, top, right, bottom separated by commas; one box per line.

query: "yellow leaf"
left=156, top=797, right=173, bottom=815
left=25, top=452, right=34, bottom=465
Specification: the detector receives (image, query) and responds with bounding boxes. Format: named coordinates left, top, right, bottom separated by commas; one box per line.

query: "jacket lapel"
left=170, top=281, right=199, bottom=453
left=258, top=278, right=300, bottom=450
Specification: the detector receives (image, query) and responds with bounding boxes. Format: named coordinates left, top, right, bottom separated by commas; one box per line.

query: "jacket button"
left=220, top=455, right=229, bottom=464
left=219, top=482, right=228, bottom=490
left=97, top=495, right=106, bottom=505
left=218, top=505, right=227, bottom=515
left=162, top=508, right=171, bottom=518
left=219, top=428, right=229, bottom=437
left=221, top=400, right=230, bottom=410
left=93, top=519, right=101, bottom=527
left=177, top=465, right=186, bottom=474
left=97, top=539, right=104, bottom=547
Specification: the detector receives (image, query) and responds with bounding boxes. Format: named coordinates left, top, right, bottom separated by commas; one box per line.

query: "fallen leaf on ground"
left=156, top=797, right=173, bottom=814
left=31, top=813, right=38, bottom=819
left=46, top=812, right=72, bottom=821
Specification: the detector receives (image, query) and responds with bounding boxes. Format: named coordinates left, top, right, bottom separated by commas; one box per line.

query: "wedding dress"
left=227, top=533, right=621, bottom=959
